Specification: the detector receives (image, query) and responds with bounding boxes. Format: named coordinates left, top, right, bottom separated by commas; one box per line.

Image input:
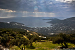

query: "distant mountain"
left=0, top=22, right=30, bottom=29
left=48, top=17, right=75, bottom=28
left=47, top=17, right=75, bottom=33
left=28, top=17, right=75, bottom=35
left=0, top=17, right=75, bottom=36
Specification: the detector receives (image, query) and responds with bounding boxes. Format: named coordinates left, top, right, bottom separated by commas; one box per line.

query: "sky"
left=0, top=0, right=75, bottom=19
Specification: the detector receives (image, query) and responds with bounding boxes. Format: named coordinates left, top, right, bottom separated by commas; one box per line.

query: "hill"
left=28, top=17, right=75, bottom=35
left=47, top=17, right=75, bottom=32
left=0, top=22, right=30, bottom=29
left=0, top=17, right=75, bottom=35
left=0, top=28, right=46, bottom=50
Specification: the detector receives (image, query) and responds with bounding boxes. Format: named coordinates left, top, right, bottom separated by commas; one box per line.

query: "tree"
left=52, top=33, right=70, bottom=48
left=1, top=34, right=11, bottom=48
left=20, top=37, right=29, bottom=50
left=69, top=34, right=75, bottom=44
left=27, top=34, right=41, bottom=48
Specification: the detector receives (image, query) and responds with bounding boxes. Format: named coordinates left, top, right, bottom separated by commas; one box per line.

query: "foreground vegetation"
left=50, top=33, right=75, bottom=48
left=0, top=28, right=42, bottom=50
left=10, top=41, right=75, bottom=50
left=0, top=28, right=75, bottom=50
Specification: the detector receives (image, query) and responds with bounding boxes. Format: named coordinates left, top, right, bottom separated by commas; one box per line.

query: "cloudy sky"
left=0, top=0, right=75, bottom=18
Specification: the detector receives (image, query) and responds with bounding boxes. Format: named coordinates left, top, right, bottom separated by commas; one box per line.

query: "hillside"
left=28, top=17, right=75, bottom=35
left=47, top=17, right=75, bottom=32
left=0, top=17, right=75, bottom=35
left=0, top=22, right=30, bottom=29
left=0, top=28, right=46, bottom=50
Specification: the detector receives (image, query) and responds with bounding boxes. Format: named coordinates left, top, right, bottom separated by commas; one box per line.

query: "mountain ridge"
left=0, top=17, right=75, bottom=35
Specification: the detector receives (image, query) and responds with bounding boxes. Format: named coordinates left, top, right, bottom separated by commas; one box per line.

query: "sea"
left=0, top=17, right=52, bottom=27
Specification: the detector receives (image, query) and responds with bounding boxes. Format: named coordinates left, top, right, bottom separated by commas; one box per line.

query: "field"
left=10, top=41, right=75, bottom=50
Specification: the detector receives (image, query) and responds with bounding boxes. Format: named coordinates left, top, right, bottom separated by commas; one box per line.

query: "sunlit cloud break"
left=0, top=8, right=16, bottom=12
left=0, top=16, right=15, bottom=18
left=22, top=11, right=55, bottom=17
left=0, top=8, right=16, bottom=18
left=5, top=10, right=16, bottom=12
left=0, top=8, right=56, bottom=18
left=56, top=0, right=74, bottom=3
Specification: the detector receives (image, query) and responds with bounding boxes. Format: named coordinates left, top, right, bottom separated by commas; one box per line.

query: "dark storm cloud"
left=0, top=0, right=35, bottom=11
left=0, top=0, right=75, bottom=18
left=0, top=0, right=75, bottom=12
left=0, top=0, right=20, bottom=10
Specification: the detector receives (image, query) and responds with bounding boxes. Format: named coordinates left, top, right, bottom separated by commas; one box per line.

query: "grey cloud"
left=0, top=0, right=74, bottom=12
left=0, top=0, right=75, bottom=18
